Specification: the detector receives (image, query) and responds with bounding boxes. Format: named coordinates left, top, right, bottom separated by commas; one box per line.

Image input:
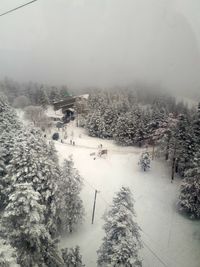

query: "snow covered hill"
left=52, top=121, right=200, bottom=267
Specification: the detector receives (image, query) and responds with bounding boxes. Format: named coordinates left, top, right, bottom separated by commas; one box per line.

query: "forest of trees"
left=84, top=89, right=200, bottom=218
left=0, top=77, right=70, bottom=108
left=0, top=91, right=143, bottom=266
left=0, top=94, right=85, bottom=266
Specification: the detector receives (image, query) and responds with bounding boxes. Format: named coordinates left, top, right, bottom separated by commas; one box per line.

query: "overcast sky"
left=0, top=0, right=200, bottom=96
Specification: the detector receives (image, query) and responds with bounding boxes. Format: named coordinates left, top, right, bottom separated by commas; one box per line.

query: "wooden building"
left=53, top=94, right=89, bottom=114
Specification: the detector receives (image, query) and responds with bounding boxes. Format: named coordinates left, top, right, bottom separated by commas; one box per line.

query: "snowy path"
left=55, top=140, right=143, bottom=155
left=53, top=124, right=200, bottom=267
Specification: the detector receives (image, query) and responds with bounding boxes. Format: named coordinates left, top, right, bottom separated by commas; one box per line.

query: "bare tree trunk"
left=171, top=157, right=176, bottom=182
left=152, top=142, right=155, bottom=160
left=69, top=222, right=72, bottom=233
left=165, top=136, right=170, bottom=161
left=171, top=142, right=177, bottom=182
left=165, top=143, right=169, bottom=160
left=175, top=160, right=179, bottom=173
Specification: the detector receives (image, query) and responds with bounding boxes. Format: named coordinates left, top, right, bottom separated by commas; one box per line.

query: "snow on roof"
left=45, top=106, right=63, bottom=118
left=77, top=94, right=89, bottom=99
left=68, top=108, right=75, bottom=112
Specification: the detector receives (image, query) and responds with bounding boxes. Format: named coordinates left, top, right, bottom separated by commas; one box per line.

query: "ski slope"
left=53, top=122, right=200, bottom=267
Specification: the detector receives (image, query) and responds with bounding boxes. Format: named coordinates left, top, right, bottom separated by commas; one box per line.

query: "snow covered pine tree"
left=0, top=94, right=21, bottom=210
left=0, top=239, right=19, bottom=267
left=97, top=186, right=142, bottom=267
left=139, top=152, right=151, bottom=171
left=2, top=183, right=63, bottom=267
left=178, top=151, right=200, bottom=218
left=62, top=246, right=85, bottom=267
left=58, top=157, right=84, bottom=233
left=3, top=128, right=61, bottom=237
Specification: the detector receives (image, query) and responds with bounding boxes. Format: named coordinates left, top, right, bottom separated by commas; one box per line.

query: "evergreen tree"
left=155, top=113, right=196, bottom=178
left=98, top=106, right=117, bottom=139
left=114, top=111, right=137, bottom=146
left=0, top=93, right=21, bottom=131
left=174, top=114, right=195, bottom=176
left=0, top=152, right=6, bottom=178
left=178, top=151, right=200, bottom=218
left=150, top=103, right=167, bottom=131
left=58, top=158, right=84, bottom=233
left=0, top=78, right=19, bottom=104
left=60, top=86, right=69, bottom=99
left=48, top=140, right=59, bottom=163
left=86, top=90, right=132, bottom=139
left=36, top=87, right=49, bottom=109
left=0, top=239, right=19, bottom=267
left=139, top=152, right=151, bottom=171
left=0, top=152, right=7, bottom=209
left=155, top=113, right=178, bottom=161
left=3, top=183, right=63, bottom=267
left=0, top=94, right=21, bottom=136
left=4, top=128, right=61, bottom=236
left=114, top=105, right=146, bottom=147
left=142, top=107, right=153, bottom=142
left=62, top=246, right=85, bottom=267
left=132, top=107, right=146, bottom=146
left=49, top=88, right=61, bottom=104
left=86, top=110, right=102, bottom=137
left=97, top=187, right=142, bottom=267
left=0, top=95, right=21, bottom=208
left=192, top=102, right=200, bottom=151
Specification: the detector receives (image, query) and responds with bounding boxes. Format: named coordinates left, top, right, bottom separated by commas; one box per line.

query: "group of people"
left=60, top=130, right=80, bottom=146
left=70, top=140, right=76, bottom=146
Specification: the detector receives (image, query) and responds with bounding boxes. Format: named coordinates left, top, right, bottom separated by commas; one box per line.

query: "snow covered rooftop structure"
left=77, top=94, right=89, bottom=100
left=53, top=94, right=89, bottom=113
left=53, top=96, right=76, bottom=111
left=45, top=106, right=63, bottom=121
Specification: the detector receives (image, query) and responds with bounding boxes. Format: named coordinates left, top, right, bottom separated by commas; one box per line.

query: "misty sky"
left=0, top=0, right=200, bottom=96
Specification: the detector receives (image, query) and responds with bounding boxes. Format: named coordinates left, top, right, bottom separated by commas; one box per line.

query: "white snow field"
left=52, top=122, right=200, bottom=267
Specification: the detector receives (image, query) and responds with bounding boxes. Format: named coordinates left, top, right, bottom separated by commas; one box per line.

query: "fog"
left=0, top=0, right=200, bottom=96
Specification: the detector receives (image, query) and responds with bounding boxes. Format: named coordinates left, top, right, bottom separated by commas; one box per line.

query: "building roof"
left=53, top=94, right=89, bottom=111
left=78, top=94, right=89, bottom=99
left=46, top=106, right=63, bottom=118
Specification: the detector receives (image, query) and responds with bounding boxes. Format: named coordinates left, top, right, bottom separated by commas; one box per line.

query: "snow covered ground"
left=52, top=121, right=200, bottom=267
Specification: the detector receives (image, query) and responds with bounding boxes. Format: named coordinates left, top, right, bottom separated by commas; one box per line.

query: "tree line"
left=0, top=77, right=70, bottom=109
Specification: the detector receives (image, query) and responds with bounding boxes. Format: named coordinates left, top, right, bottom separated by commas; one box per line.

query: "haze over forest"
left=0, top=0, right=200, bottom=98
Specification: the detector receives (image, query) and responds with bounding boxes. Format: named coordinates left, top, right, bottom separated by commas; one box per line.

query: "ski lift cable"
left=82, top=176, right=110, bottom=206
left=83, top=172, right=169, bottom=266
left=83, top=178, right=168, bottom=266
left=143, top=241, right=168, bottom=267
left=142, top=228, right=181, bottom=267
left=0, top=0, right=39, bottom=17
left=82, top=176, right=97, bottom=192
